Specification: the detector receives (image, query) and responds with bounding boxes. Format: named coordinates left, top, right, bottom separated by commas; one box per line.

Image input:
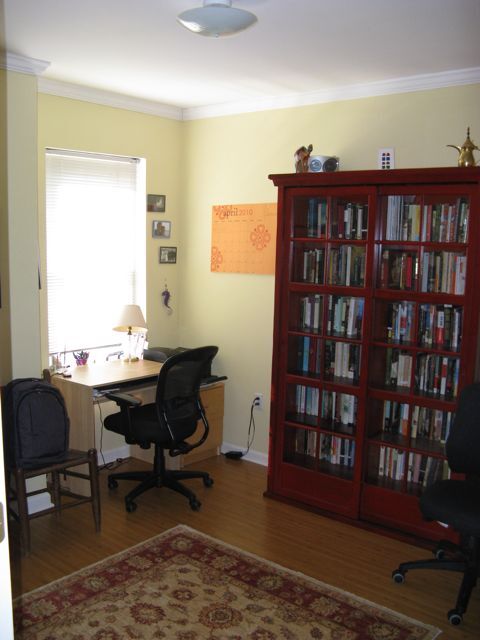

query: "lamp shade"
left=177, top=0, right=257, bottom=38
left=113, top=304, right=147, bottom=334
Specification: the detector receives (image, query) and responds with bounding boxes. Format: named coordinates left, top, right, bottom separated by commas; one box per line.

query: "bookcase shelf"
left=267, top=167, right=480, bottom=543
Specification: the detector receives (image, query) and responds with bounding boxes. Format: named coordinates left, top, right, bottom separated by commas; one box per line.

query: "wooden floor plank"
left=9, top=456, right=480, bottom=638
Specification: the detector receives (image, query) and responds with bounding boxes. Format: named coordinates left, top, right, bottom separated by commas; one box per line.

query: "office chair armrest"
left=169, top=399, right=209, bottom=456
left=105, top=392, right=143, bottom=407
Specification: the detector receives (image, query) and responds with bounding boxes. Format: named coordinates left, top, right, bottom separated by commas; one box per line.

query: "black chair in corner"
left=104, top=345, right=218, bottom=513
left=392, top=382, right=480, bottom=626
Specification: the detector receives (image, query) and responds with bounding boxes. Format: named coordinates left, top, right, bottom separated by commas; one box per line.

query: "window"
left=45, top=149, right=146, bottom=362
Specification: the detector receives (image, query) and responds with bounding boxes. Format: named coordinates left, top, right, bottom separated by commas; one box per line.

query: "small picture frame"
left=147, top=194, right=166, bottom=213
left=152, top=220, right=171, bottom=238
left=159, top=247, right=177, bottom=264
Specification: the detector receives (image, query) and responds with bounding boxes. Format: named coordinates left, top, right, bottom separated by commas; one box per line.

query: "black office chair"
left=392, top=382, right=480, bottom=626
left=104, top=346, right=218, bottom=513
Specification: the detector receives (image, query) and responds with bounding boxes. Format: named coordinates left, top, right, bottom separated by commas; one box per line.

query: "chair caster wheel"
left=189, top=498, right=201, bottom=511
left=392, top=570, right=405, bottom=584
left=434, top=548, right=446, bottom=560
left=204, top=477, right=214, bottom=487
left=108, top=478, right=118, bottom=489
left=448, top=609, right=462, bottom=626
left=125, top=500, right=137, bottom=513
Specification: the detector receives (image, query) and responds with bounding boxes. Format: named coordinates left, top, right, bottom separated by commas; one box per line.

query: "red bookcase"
left=267, top=167, right=480, bottom=543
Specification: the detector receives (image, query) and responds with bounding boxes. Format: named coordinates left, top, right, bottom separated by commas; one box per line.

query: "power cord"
left=225, top=397, right=258, bottom=460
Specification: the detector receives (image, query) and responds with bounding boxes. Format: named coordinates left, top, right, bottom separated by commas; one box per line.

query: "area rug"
left=14, top=524, right=440, bottom=639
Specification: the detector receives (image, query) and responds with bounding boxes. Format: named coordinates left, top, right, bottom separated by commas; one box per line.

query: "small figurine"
left=161, top=284, right=173, bottom=315
left=447, top=127, right=478, bottom=167
left=294, top=144, right=313, bottom=173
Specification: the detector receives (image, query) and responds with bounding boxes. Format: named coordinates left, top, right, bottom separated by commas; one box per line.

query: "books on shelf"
left=301, top=248, right=325, bottom=284
left=410, top=405, right=453, bottom=442
left=324, top=341, right=361, bottom=382
left=418, top=304, right=462, bottom=350
left=327, top=295, right=364, bottom=338
left=382, top=400, right=409, bottom=436
left=328, top=245, right=365, bottom=286
left=385, top=196, right=421, bottom=241
left=299, top=294, right=323, bottom=333
left=378, top=446, right=405, bottom=481
left=414, top=354, right=460, bottom=399
left=385, top=301, right=414, bottom=343
left=420, top=251, right=466, bottom=294
left=331, top=201, right=368, bottom=240
left=320, top=433, right=355, bottom=467
left=421, top=198, right=469, bottom=243
left=294, top=385, right=320, bottom=419
left=294, top=428, right=317, bottom=458
left=321, top=390, right=357, bottom=428
left=384, top=349, right=412, bottom=389
left=407, top=452, right=450, bottom=486
left=306, top=198, right=327, bottom=238
left=379, top=250, right=417, bottom=290
left=295, top=336, right=322, bottom=376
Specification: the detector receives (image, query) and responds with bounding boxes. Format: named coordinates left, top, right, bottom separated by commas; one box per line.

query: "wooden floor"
left=9, top=455, right=480, bottom=639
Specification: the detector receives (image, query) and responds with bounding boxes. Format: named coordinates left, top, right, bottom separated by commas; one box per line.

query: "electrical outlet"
left=378, top=148, right=395, bottom=170
left=253, top=393, right=263, bottom=410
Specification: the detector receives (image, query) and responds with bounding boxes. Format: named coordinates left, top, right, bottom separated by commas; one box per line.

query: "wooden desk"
left=51, top=360, right=225, bottom=491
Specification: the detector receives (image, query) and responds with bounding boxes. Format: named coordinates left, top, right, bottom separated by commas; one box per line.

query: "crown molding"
left=182, top=66, right=480, bottom=121
left=0, top=51, right=50, bottom=76
left=35, top=66, right=480, bottom=122
left=37, top=77, right=183, bottom=120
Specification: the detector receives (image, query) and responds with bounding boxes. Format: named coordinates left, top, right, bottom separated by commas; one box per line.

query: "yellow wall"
left=37, top=95, right=184, bottom=356
left=35, top=83, right=480, bottom=457
left=180, top=84, right=480, bottom=455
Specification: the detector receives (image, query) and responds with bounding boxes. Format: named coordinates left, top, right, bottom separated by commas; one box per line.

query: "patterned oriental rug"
left=14, top=525, right=440, bottom=639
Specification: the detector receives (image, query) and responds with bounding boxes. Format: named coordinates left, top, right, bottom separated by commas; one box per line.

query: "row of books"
left=420, top=251, right=466, bottom=294
left=411, top=405, right=453, bottom=442
left=384, top=349, right=412, bottom=388
left=320, top=434, right=355, bottom=467
left=294, top=428, right=317, bottom=458
left=299, top=294, right=323, bottom=333
left=327, top=295, right=364, bottom=338
left=293, top=384, right=319, bottom=418
left=407, top=453, right=450, bottom=487
left=417, top=304, right=462, bottom=350
left=294, top=336, right=321, bottom=376
left=324, top=341, right=361, bottom=382
left=383, top=302, right=463, bottom=350
left=384, top=196, right=421, bottom=241
left=376, top=447, right=450, bottom=487
left=421, top=199, right=469, bottom=243
left=328, top=245, right=365, bottom=287
left=385, top=301, right=414, bottom=343
left=331, top=202, right=368, bottom=240
left=380, top=400, right=454, bottom=443
left=299, top=248, right=325, bottom=284
left=415, top=354, right=460, bottom=399
left=382, top=400, right=409, bottom=436
left=321, top=390, right=357, bottom=428
left=379, top=250, right=417, bottom=290
left=302, top=198, right=327, bottom=238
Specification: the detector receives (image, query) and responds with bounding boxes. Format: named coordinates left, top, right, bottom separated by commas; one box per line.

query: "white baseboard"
left=221, top=442, right=268, bottom=466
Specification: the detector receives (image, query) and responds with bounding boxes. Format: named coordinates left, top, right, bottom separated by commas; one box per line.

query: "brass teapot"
left=447, top=127, right=478, bottom=167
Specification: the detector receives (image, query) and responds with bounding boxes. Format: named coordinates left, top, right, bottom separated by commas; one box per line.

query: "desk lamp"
left=113, top=304, right=147, bottom=362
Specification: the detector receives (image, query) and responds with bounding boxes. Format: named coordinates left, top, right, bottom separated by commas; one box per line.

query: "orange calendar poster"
left=211, top=203, right=277, bottom=274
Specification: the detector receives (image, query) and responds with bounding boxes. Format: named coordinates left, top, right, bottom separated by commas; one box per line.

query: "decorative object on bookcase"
left=294, top=144, right=313, bottom=173
left=447, top=127, right=478, bottom=167
left=267, top=167, right=480, bottom=543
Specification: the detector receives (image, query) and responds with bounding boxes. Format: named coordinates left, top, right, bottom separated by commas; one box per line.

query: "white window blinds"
left=45, top=150, right=146, bottom=356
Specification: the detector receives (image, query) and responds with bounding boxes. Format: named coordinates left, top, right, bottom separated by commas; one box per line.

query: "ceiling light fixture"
left=177, top=0, right=258, bottom=38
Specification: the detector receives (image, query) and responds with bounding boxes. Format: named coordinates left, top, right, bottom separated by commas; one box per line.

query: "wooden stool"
left=7, top=448, right=101, bottom=554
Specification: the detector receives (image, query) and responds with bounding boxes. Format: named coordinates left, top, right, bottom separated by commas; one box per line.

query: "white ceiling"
left=2, top=0, right=480, bottom=118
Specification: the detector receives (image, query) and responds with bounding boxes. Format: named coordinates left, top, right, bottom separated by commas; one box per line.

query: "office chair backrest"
left=446, top=382, right=480, bottom=475
left=155, top=346, right=219, bottom=441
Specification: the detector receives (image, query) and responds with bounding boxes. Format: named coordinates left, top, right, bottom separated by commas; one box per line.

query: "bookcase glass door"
left=363, top=184, right=473, bottom=538
left=279, top=189, right=370, bottom=516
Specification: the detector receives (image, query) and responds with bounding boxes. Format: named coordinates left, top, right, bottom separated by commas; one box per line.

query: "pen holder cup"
left=73, top=352, right=89, bottom=366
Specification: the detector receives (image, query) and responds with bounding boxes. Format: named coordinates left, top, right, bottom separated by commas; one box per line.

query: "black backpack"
left=1, top=378, right=70, bottom=469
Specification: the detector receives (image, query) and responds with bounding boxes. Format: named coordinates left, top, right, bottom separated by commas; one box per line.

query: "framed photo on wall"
left=147, top=194, right=166, bottom=212
left=159, top=247, right=177, bottom=264
left=152, top=220, right=171, bottom=238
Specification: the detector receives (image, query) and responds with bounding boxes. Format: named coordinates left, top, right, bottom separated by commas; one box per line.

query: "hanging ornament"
left=161, top=283, right=173, bottom=315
